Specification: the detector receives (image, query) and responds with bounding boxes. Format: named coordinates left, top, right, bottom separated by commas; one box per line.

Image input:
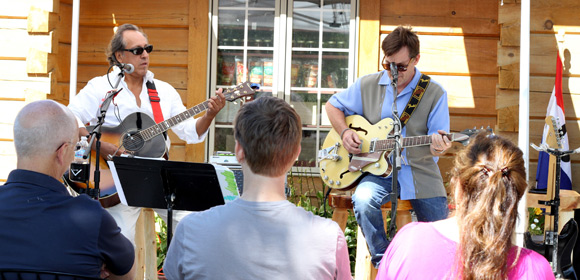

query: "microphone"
left=390, top=62, right=398, bottom=83
left=117, top=63, right=134, bottom=74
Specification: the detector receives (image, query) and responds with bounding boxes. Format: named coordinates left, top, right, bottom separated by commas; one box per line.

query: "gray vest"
left=359, top=71, right=447, bottom=199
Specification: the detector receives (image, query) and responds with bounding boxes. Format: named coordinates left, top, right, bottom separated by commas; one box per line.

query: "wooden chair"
left=329, top=192, right=413, bottom=280
left=0, top=269, right=102, bottom=280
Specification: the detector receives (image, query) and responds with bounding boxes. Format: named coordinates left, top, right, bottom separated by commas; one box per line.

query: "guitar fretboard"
left=373, top=134, right=456, bottom=151
left=373, top=135, right=432, bottom=150
left=138, top=101, right=210, bottom=141
left=133, top=82, right=254, bottom=141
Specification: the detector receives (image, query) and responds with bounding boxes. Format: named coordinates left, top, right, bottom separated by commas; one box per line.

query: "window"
left=209, top=0, right=357, bottom=172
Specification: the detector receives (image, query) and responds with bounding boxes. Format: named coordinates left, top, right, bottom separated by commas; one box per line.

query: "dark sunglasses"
left=382, top=57, right=415, bottom=72
left=123, top=44, right=154, bottom=55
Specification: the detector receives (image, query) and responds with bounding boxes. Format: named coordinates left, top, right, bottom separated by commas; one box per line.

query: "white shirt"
left=68, top=68, right=207, bottom=148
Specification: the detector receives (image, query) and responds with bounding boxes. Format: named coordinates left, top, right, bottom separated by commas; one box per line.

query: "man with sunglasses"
left=68, top=24, right=226, bottom=244
left=325, top=25, right=451, bottom=268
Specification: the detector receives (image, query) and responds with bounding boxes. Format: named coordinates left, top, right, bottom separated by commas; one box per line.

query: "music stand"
left=108, top=156, right=231, bottom=248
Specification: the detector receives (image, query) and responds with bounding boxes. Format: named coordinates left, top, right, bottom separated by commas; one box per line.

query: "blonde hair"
left=451, top=133, right=527, bottom=279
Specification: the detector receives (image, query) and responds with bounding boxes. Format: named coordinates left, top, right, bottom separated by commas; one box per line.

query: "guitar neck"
left=139, top=100, right=210, bottom=141
left=373, top=134, right=453, bottom=151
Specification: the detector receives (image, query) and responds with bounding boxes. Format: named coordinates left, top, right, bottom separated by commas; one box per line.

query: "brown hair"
left=234, top=96, right=302, bottom=177
left=381, top=25, right=420, bottom=58
left=106, top=23, right=147, bottom=66
left=450, top=133, right=527, bottom=279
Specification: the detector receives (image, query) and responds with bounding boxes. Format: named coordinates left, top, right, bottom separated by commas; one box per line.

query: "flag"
left=535, top=53, right=572, bottom=190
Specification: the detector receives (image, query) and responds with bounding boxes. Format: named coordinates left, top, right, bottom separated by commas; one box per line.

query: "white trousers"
left=106, top=203, right=191, bottom=245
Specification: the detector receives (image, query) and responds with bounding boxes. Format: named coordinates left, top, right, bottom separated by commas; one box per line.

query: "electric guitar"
left=318, top=115, right=479, bottom=190
left=525, top=116, right=578, bottom=279
left=69, top=82, right=257, bottom=207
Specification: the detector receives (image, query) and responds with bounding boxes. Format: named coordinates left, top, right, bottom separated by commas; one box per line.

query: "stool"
left=329, top=193, right=413, bottom=280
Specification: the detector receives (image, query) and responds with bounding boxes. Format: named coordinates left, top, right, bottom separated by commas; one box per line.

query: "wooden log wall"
left=71, top=0, right=210, bottom=163
left=499, top=0, right=580, bottom=191
left=359, top=0, right=499, bottom=188
left=0, top=0, right=58, bottom=183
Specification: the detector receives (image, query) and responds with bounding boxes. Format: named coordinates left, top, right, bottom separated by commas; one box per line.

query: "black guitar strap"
left=399, top=74, right=431, bottom=128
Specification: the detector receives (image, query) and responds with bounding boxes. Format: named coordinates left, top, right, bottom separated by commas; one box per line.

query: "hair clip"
left=481, top=167, right=491, bottom=177
left=500, top=167, right=509, bottom=177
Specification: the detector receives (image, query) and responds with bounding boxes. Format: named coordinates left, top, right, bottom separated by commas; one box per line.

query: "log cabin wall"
left=499, top=0, right=580, bottom=191
left=0, top=0, right=59, bottom=183
left=359, top=0, right=499, bottom=189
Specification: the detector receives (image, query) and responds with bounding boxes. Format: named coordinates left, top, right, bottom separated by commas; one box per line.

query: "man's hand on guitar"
left=100, top=141, right=123, bottom=159
left=206, top=88, right=226, bottom=119
left=430, top=130, right=452, bottom=156
left=341, top=129, right=362, bottom=154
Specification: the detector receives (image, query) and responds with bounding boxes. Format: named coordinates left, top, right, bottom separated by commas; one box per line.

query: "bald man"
left=0, top=100, right=135, bottom=279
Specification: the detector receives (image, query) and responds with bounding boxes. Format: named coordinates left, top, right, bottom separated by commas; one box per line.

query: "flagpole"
left=515, top=0, right=530, bottom=247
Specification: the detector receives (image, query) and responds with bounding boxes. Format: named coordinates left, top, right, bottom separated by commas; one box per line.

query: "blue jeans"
left=351, top=174, right=449, bottom=267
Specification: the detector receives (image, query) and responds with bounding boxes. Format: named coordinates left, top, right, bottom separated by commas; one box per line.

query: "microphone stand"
left=530, top=143, right=580, bottom=278
left=82, top=69, right=126, bottom=199
left=387, top=63, right=402, bottom=240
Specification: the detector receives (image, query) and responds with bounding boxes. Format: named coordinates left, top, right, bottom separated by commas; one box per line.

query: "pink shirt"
left=376, top=222, right=555, bottom=280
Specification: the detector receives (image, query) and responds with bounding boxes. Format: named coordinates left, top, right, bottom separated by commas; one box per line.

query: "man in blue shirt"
left=0, top=100, right=135, bottom=279
left=326, top=26, right=451, bottom=267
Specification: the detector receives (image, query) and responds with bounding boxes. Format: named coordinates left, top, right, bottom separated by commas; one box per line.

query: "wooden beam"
left=185, top=0, right=210, bottom=163
left=26, top=48, right=55, bottom=76
left=27, top=6, right=58, bottom=34
left=78, top=0, right=189, bottom=27
left=358, top=0, right=380, bottom=77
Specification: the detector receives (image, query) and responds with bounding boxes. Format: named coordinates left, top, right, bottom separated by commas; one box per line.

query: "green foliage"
left=528, top=207, right=545, bottom=236
left=155, top=214, right=168, bottom=270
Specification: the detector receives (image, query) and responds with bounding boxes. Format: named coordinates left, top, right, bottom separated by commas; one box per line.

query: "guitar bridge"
left=318, top=142, right=342, bottom=162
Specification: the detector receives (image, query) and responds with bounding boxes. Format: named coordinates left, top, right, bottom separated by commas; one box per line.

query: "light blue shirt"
left=328, top=69, right=450, bottom=199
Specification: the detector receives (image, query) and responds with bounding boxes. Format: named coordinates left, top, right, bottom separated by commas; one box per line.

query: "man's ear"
left=413, top=53, right=420, bottom=65
left=235, top=141, right=244, bottom=163
left=55, top=142, right=69, bottom=166
left=115, top=51, right=124, bottom=63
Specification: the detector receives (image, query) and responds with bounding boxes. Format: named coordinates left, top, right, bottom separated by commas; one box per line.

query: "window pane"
left=248, top=50, right=274, bottom=87
left=292, top=10, right=320, bottom=48
left=322, top=10, right=349, bottom=49
left=320, top=91, right=335, bottom=127
left=297, top=130, right=317, bottom=167
left=217, top=49, right=243, bottom=86
left=294, top=0, right=321, bottom=9
left=218, top=10, right=245, bottom=47
left=291, top=51, right=318, bottom=88
left=290, top=90, right=318, bottom=127
left=214, top=127, right=236, bottom=152
left=248, top=10, right=275, bottom=47
left=219, top=0, right=246, bottom=8
left=321, top=51, right=348, bottom=89
left=249, top=0, right=275, bottom=8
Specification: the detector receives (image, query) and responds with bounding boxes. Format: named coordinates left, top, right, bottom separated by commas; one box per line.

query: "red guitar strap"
left=146, top=81, right=164, bottom=123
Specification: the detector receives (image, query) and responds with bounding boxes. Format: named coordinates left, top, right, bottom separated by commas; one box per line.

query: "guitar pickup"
left=369, top=138, right=378, bottom=153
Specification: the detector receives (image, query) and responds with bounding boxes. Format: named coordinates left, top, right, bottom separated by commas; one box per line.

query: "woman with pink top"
left=376, top=133, right=554, bottom=280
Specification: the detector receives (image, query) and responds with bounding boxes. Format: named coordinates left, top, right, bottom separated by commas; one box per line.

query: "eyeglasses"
left=122, top=44, right=153, bottom=55
left=382, top=57, right=415, bottom=72
left=55, top=141, right=72, bottom=152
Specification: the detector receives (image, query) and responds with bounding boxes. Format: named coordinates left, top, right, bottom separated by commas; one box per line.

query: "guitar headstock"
left=456, top=126, right=494, bottom=146
left=222, top=82, right=259, bottom=103
left=545, top=116, right=563, bottom=149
